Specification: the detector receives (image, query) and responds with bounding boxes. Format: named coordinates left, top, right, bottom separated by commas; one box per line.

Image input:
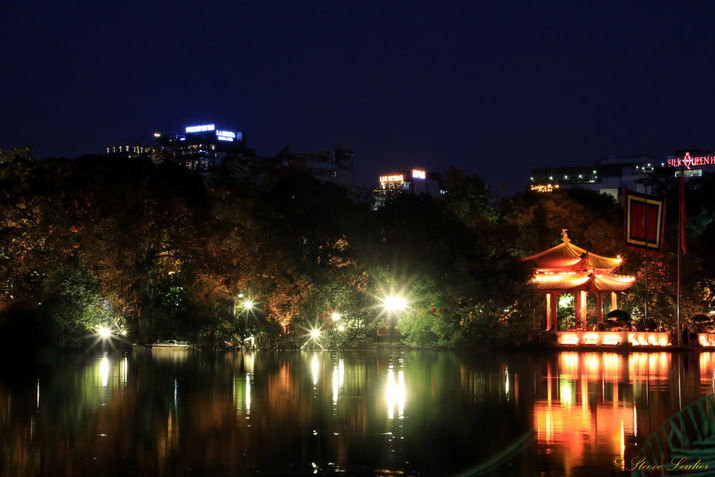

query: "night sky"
left=3, top=1, right=715, bottom=192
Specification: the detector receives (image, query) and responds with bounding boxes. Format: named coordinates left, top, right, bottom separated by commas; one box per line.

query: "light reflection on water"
left=2, top=350, right=715, bottom=476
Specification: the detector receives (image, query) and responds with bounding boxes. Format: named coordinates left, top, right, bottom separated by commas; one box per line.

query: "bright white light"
left=244, top=301, right=253, bottom=310
left=99, top=356, right=109, bottom=387
left=331, top=313, right=341, bottom=321
left=312, top=354, right=319, bottom=385
left=185, top=124, right=215, bottom=133
left=384, top=295, right=407, bottom=312
left=311, top=329, right=320, bottom=339
left=386, top=369, right=406, bottom=419
left=99, top=327, right=111, bottom=338
left=337, top=324, right=345, bottom=332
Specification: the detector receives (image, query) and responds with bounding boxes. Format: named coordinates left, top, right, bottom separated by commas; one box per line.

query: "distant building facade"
left=530, top=154, right=660, bottom=199
left=371, top=169, right=443, bottom=209
left=531, top=150, right=712, bottom=199
left=108, top=123, right=356, bottom=189
left=105, top=144, right=152, bottom=158
left=279, top=146, right=355, bottom=189
left=108, top=123, right=244, bottom=172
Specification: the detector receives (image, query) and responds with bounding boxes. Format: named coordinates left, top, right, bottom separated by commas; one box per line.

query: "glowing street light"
left=331, top=312, right=341, bottom=321
left=383, top=295, right=407, bottom=312
left=98, top=326, right=111, bottom=339
left=311, top=329, right=321, bottom=339
left=244, top=300, right=254, bottom=311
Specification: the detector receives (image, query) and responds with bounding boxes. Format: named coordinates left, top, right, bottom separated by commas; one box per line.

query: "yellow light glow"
left=602, top=334, right=621, bottom=345
left=379, top=174, right=405, bottom=183
left=559, top=378, right=575, bottom=408
left=560, top=333, right=579, bottom=345
left=98, top=327, right=111, bottom=338
left=582, top=333, right=600, bottom=345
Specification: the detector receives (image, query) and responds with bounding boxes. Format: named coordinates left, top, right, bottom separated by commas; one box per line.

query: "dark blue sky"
left=3, top=1, right=715, bottom=192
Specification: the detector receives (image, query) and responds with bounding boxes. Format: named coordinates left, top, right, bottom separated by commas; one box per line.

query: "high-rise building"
left=108, top=123, right=244, bottom=172
left=371, top=169, right=443, bottom=209
left=280, top=146, right=354, bottom=189
left=153, top=124, right=244, bottom=172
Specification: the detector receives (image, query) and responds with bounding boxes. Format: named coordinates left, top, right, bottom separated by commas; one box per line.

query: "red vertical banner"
left=624, top=189, right=666, bottom=254
left=680, top=172, right=687, bottom=254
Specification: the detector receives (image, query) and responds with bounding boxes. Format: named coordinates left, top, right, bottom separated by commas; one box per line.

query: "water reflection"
left=4, top=350, right=715, bottom=475
left=386, top=368, right=405, bottom=420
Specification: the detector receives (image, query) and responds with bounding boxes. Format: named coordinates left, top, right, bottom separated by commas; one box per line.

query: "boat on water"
left=146, top=339, right=192, bottom=350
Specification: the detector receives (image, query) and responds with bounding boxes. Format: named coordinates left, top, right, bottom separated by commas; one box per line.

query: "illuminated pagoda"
left=522, top=230, right=635, bottom=331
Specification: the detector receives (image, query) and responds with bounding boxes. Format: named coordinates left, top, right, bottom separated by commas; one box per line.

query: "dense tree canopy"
left=2, top=150, right=714, bottom=352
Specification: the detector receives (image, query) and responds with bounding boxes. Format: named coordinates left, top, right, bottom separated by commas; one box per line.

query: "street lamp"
left=98, top=326, right=111, bottom=339
left=383, top=295, right=407, bottom=312
left=382, top=294, right=407, bottom=338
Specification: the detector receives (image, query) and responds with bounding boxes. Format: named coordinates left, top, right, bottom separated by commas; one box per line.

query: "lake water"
left=1, top=348, right=713, bottom=476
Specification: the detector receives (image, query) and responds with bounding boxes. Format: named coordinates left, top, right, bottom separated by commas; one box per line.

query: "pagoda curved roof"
left=522, top=232, right=635, bottom=293
left=531, top=270, right=635, bottom=293
left=522, top=240, right=622, bottom=273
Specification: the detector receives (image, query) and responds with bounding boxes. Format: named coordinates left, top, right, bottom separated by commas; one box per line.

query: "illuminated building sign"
left=185, top=124, right=215, bottom=133
left=530, top=184, right=561, bottom=193
left=667, top=152, right=715, bottom=169
left=216, top=130, right=235, bottom=138
left=380, top=174, right=405, bottom=183
left=412, top=169, right=426, bottom=179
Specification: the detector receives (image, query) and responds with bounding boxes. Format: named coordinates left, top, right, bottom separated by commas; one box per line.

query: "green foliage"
left=502, top=188, right=623, bottom=257
left=397, top=308, right=463, bottom=348
left=0, top=146, right=36, bottom=164
left=7, top=153, right=715, bottom=353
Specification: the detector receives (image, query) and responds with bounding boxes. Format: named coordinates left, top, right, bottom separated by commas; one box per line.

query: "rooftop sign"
left=380, top=174, right=404, bottom=183
left=186, top=124, right=215, bottom=133
left=667, top=152, right=715, bottom=170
